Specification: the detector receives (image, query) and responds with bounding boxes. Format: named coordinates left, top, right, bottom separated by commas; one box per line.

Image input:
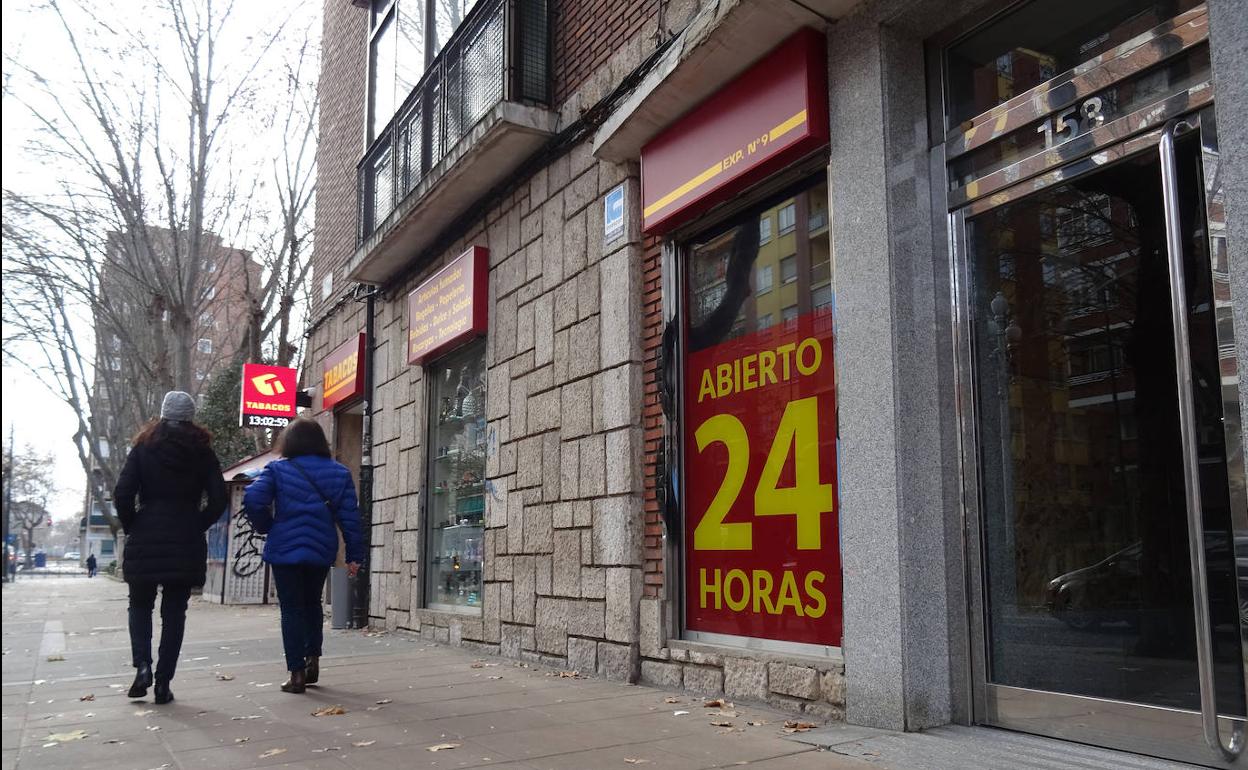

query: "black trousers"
left=271, top=564, right=330, bottom=672
left=128, top=581, right=193, bottom=681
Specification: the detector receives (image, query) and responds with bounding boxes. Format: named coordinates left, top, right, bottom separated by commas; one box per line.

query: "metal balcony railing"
left=357, top=0, right=551, bottom=246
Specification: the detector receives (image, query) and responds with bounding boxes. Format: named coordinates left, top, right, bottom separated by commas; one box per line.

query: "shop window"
left=780, top=255, right=797, bottom=285
left=100, top=540, right=114, bottom=556
left=756, top=265, right=773, bottom=295
left=424, top=338, right=487, bottom=611
left=681, top=178, right=841, bottom=651
left=759, top=215, right=773, bottom=244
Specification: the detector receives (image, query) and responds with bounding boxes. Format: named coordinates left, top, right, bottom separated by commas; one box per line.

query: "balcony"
left=351, top=0, right=554, bottom=284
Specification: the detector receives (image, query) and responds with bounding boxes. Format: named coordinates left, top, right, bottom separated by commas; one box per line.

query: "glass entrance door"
left=955, top=109, right=1247, bottom=767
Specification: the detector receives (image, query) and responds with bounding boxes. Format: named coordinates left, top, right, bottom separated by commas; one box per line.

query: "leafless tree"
left=1, top=0, right=319, bottom=530
left=2, top=444, right=55, bottom=569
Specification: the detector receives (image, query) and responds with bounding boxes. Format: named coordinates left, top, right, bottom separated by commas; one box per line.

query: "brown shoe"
left=281, top=669, right=306, bottom=694
left=304, top=656, right=320, bottom=686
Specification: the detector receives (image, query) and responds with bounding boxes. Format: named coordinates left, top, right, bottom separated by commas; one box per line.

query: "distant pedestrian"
left=243, top=418, right=364, bottom=694
left=86, top=553, right=97, bottom=578
left=114, top=391, right=227, bottom=705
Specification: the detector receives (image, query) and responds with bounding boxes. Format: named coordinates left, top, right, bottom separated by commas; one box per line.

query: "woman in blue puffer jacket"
left=243, top=418, right=365, bottom=693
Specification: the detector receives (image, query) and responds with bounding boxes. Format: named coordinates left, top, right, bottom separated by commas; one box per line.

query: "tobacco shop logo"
left=251, top=372, right=287, bottom=397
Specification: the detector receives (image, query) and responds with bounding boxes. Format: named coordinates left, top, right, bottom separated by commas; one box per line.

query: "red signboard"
left=683, top=309, right=841, bottom=647
left=322, top=333, right=365, bottom=410
left=239, top=363, right=299, bottom=428
left=641, top=29, right=828, bottom=234
left=407, top=246, right=488, bottom=364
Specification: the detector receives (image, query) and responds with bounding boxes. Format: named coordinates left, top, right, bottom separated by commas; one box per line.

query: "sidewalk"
left=2, top=578, right=1196, bottom=770
left=2, top=577, right=875, bottom=770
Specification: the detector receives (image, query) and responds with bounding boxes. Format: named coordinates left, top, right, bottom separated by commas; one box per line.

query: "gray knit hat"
left=160, top=390, right=196, bottom=422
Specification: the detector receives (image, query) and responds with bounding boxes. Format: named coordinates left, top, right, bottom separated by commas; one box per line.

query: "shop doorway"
left=939, top=3, right=1246, bottom=765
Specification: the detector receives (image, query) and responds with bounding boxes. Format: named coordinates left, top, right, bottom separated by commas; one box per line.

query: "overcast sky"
left=2, top=0, right=320, bottom=520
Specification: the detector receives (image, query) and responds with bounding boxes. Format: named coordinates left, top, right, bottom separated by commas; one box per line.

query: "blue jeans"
left=271, top=564, right=330, bottom=672
left=128, top=581, right=192, bottom=681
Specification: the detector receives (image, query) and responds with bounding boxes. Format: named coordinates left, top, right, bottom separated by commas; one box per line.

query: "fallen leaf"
left=375, top=698, right=393, bottom=705
left=624, top=759, right=650, bottom=765
left=258, top=748, right=287, bottom=758
left=663, top=697, right=680, bottom=704
left=470, top=662, right=485, bottom=668
left=703, top=698, right=733, bottom=708
left=710, top=720, right=734, bottom=727
left=781, top=720, right=818, bottom=734
left=713, top=710, right=739, bottom=718
left=215, top=673, right=235, bottom=681
left=747, top=720, right=767, bottom=726
left=103, top=739, right=125, bottom=745
left=189, top=656, right=209, bottom=661
left=673, top=710, right=690, bottom=716
left=311, top=705, right=347, bottom=717
left=487, top=675, right=502, bottom=680
left=557, top=670, right=579, bottom=678
left=146, top=725, right=162, bottom=731
left=312, top=747, right=341, bottom=753
left=44, top=729, right=90, bottom=743
left=46, top=654, right=65, bottom=662
left=231, top=715, right=263, bottom=721
left=365, top=706, right=382, bottom=711
left=84, top=712, right=95, bottom=718
left=79, top=694, right=95, bottom=702
left=352, top=740, right=376, bottom=747
left=134, top=709, right=154, bottom=716
left=234, top=737, right=250, bottom=744
left=427, top=742, right=461, bottom=752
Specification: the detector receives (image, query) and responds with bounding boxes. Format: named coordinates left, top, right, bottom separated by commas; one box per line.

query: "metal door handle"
left=1159, top=118, right=1245, bottom=762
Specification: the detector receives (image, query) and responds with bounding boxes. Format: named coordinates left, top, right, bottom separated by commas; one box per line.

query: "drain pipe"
left=351, top=284, right=378, bottom=629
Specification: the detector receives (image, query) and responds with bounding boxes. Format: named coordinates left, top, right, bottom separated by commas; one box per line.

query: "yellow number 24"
left=693, top=396, right=833, bottom=551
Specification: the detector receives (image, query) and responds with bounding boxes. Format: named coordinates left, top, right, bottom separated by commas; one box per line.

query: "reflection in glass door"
left=961, top=115, right=1246, bottom=765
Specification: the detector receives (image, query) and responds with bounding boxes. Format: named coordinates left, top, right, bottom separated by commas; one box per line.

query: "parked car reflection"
left=1046, top=535, right=1246, bottom=632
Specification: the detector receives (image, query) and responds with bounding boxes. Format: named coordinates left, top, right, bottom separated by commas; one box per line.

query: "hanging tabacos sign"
left=684, top=309, right=841, bottom=647
left=322, top=333, right=366, bottom=410
left=407, top=246, right=488, bottom=364
left=239, top=363, right=299, bottom=428
left=640, top=28, right=828, bottom=234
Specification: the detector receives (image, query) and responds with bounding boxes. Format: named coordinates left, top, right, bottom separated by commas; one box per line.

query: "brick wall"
left=553, top=0, right=653, bottom=103
left=640, top=238, right=664, bottom=597
left=310, top=0, right=368, bottom=318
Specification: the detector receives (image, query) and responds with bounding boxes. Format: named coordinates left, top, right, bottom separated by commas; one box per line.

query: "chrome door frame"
left=948, top=106, right=1248, bottom=768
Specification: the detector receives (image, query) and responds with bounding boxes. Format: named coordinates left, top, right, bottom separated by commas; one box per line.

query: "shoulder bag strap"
left=286, top=458, right=341, bottom=517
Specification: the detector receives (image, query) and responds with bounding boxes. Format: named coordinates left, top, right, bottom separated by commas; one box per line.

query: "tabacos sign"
left=684, top=308, right=841, bottom=647
left=322, top=334, right=365, bottom=410
left=407, top=246, right=488, bottom=364
left=239, top=364, right=298, bottom=428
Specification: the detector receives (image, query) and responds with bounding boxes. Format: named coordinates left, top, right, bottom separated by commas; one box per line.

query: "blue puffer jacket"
left=242, top=456, right=366, bottom=567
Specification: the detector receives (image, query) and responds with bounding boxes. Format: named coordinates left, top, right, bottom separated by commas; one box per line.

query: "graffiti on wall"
left=230, top=507, right=265, bottom=579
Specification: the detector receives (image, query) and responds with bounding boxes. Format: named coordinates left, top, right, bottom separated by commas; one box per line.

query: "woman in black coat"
left=113, top=391, right=227, bottom=704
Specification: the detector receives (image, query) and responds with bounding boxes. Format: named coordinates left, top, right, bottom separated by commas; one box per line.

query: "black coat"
left=113, top=434, right=228, bottom=585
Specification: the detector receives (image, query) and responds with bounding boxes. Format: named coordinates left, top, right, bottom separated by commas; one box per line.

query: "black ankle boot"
left=304, top=656, right=320, bottom=685
left=128, top=663, right=153, bottom=698
left=281, top=669, right=306, bottom=694
left=153, top=679, right=174, bottom=705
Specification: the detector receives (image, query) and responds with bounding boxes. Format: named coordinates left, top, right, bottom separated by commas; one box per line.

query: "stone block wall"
left=329, top=142, right=648, bottom=682
left=637, top=597, right=847, bottom=719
